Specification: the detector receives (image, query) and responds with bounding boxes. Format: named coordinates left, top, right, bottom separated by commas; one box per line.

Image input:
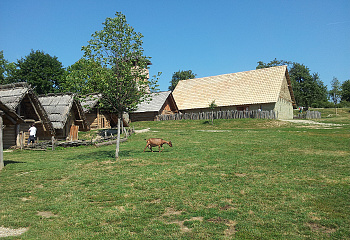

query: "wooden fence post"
left=0, top=112, right=4, bottom=170
left=52, top=136, right=55, bottom=151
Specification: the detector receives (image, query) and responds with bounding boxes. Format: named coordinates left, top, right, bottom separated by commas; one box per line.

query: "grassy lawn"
left=1, top=109, right=349, bottom=239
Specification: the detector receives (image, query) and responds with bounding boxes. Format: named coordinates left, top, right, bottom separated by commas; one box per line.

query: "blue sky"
left=1, top=0, right=349, bottom=91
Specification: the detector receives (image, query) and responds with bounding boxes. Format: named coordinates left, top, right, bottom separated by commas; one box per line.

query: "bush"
left=339, top=101, right=350, bottom=108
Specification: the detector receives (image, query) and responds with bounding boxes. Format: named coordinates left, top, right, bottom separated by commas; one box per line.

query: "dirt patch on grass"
left=289, top=148, right=349, bottom=157
left=256, top=120, right=292, bottom=128
left=282, top=119, right=344, bottom=129
left=306, top=222, right=336, bottom=234
left=0, top=227, right=28, bottom=238
left=207, top=217, right=237, bottom=236
left=168, top=217, right=204, bottom=233
left=37, top=211, right=58, bottom=218
left=163, top=208, right=183, bottom=216
left=235, top=173, right=247, bottom=177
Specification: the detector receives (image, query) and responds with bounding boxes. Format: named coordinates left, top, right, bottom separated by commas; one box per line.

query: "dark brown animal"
left=144, top=138, right=172, bottom=152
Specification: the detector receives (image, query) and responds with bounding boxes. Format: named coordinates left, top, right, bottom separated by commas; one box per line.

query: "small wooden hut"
left=80, top=94, right=129, bottom=129
left=38, top=93, right=88, bottom=140
left=0, top=83, right=55, bottom=148
left=0, top=101, right=24, bottom=152
left=130, top=91, right=178, bottom=122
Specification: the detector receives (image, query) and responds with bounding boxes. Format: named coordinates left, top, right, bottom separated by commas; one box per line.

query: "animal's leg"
left=144, top=143, right=149, bottom=152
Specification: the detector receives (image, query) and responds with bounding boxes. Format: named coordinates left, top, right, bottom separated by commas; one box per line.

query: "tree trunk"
left=115, top=113, right=121, bottom=159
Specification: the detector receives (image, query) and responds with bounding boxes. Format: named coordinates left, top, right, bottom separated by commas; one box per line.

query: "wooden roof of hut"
left=80, top=93, right=102, bottom=113
left=0, top=82, right=55, bottom=135
left=38, top=93, right=88, bottom=131
left=173, top=65, right=296, bottom=110
left=133, top=91, right=178, bottom=113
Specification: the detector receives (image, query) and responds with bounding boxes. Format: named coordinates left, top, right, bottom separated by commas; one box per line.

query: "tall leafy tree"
left=14, top=50, right=65, bottom=94
left=82, top=12, right=157, bottom=158
left=329, top=77, right=341, bottom=105
left=0, top=50, right=17, bottom=84
left=62, top=58, right=108, bottom=95
left=0, top=50, right=6, bottom=83
left=341, top=79, right=350, bottom=102
left=169, top=70, right=196, bottom=91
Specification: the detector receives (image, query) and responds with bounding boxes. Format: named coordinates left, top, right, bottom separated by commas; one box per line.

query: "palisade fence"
left=156, top=110, right=277, bottom=121
left=294, top=110, right=321, bottom=119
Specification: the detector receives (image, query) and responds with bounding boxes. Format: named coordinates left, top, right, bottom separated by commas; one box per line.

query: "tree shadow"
left=65, top=150, right=133, bottom=161
left=4, top=160, right=26, bottom=166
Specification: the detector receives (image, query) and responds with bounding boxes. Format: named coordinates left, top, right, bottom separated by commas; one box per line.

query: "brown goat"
left=144, top=138, right=172, bottom=152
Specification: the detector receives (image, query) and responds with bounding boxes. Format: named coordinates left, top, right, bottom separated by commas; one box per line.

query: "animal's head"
left=168, top=141, right=172, bottom=147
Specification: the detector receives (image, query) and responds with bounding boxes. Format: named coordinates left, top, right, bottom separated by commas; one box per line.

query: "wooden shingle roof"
left=0, top=82, right=32, bottom=109
left=38, top=93, right=87, bottom=130
left=172, top=65, right=295, bottom=110
left=133, top=91, right=174, bottom=113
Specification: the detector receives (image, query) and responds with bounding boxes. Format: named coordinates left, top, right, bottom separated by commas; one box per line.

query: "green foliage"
left=209, top=100, right=217, bottom=110
left=81, top=12, right=156, bottom=114
left=61, top=58, right=109, bottom=95
left=208, top=100, right=217, bottom=124
left=329, top=77, right=342, bottom=106
left=1, top=115, right=349, bottom=239
left=169, top=70, right=196, bottom=91
left=341, top=79, right=350, bottom=102
left=0, top=50, right=6, bottom=83
left=289, top=64, right=329, bottom=108
left=14, top=50, right=65, bottom=94
left=256, top=58, right=292, bottom=69
left=0, top=50, right=17, bottom=84
left=81, top=11, right=158, bottom=158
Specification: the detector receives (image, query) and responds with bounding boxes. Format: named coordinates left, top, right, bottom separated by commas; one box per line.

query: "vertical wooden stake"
left=52, top=136, right=55, bottom=151
left=0, top=112, right=4, bottom=170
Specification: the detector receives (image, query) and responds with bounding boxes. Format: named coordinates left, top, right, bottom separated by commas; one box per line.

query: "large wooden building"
left=130, top=91, right=178, bottom=122
left=38, top=93, right=88, bottom=140
left=0, top=83, right=55, bottom=148
left=172, top=66, right=296, bottom=119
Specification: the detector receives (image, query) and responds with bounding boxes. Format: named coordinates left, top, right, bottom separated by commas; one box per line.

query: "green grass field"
left=1, top=108, right=349, bottom=239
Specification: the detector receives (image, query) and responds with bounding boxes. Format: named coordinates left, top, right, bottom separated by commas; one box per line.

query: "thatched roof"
left=0, top=82, right=55, bottom=135
left=133, top=91, right=177, bottom=113
left=38, top=93, right=88, bottom=130
left=0, top=100, right=23, bottom=124
left=0, top=82, right=32, bottom=109
left=173, top=66, right=296, bottom=110
left=79, top=93, right=102, bottom=113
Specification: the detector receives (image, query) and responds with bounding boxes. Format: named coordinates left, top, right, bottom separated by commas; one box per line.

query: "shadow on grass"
left=64, top=150, right=134, bottom=161
left=4, top=160, right=25, bottom=166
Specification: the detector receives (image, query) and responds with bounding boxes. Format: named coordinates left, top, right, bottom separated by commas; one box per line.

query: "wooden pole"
left=0, top=112, right=4, bottom=170
left=115, top=113, right=121, bottom=159
left=52, top=136, right=55, bottom=151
